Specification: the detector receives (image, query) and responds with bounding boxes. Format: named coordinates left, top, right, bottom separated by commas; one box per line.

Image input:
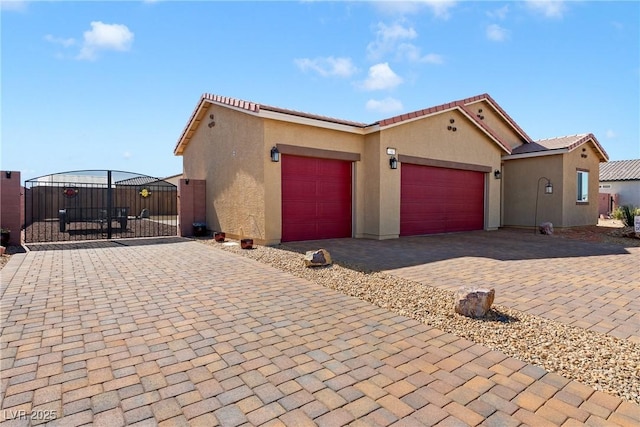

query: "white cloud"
left=397, top=44, right=443, bottom=64
left=367, top=21, right=417, bottom=60
left=486, top=24, right=509, bottom=42
left=361, top=63, right=403, bottom=91
left=374, top=1, right=457, bottom=19
left=605, top=130, right=617, bottom=139
left=0, top=0, right=28, bottom=12
left=422, top=0, right=457, bottom=19
left=77, top=21, right=134, bottom=61
left=487, top=4, right=509, bottom=20
left=366, top=97, right=404, bottom=114
left=123, top=151, right=133, bottom=159
left=294, top=57, right=358, bottom=78
left=44, top=34, right=76, bottom=48
left=526, top=0, right=567, bottom=19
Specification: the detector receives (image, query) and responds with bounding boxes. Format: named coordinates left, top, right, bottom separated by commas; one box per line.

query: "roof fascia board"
left=566, top=135, right=609, bottom=162
left=464, top=97, right=532, bottom=142
left=502, top=149, right=568, bottom=160
left=380, top=105, right=511, bottom=154
left=174, top=98, right=210, bottom=155
left=259, top=110, right=367, bottom=135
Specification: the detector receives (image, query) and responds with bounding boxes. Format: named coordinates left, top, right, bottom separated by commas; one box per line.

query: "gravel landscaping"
left=200, top=233, right=640, bottom=405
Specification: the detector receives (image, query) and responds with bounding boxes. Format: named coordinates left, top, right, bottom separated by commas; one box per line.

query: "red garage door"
left=281, top=155, right=352, bottom=242
left=401, top=163, right=485, bottom=236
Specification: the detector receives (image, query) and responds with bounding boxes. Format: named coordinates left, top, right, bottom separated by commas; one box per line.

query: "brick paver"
left=284, top=230, right=640, bottom=343
left=1, top=237, right=638, bottom=425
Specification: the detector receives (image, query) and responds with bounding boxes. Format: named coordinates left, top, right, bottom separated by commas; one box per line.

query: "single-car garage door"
left=281, top=155, right=352, bottom=242
left=401, top=163, right=485, bottom=236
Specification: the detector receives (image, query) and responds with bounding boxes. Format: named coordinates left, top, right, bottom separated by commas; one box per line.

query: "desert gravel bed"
left=201, top=238, right=640, bottom=405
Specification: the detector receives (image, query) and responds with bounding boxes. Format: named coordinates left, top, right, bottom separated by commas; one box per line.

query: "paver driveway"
left=284, top=229, right=640, bottom=344
left=1, top=237, right=639, bottom=426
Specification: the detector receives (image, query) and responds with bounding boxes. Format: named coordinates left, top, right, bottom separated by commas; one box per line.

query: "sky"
left=2, top=0, right=639, bottom=182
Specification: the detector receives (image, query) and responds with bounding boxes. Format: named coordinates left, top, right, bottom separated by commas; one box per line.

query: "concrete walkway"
left=1, top=238, right=639, bottom=426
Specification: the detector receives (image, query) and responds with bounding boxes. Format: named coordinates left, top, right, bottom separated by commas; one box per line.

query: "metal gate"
left=24, top=170, right=178, bottom=243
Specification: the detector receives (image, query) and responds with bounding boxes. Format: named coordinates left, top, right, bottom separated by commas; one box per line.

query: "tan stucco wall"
left=561, top=145, right=601, bottom=227
left=502, top=155, right=564, bottom=228
left=181, top=104, right=267, bottom=242
left=378, top=110, right=504, bottom=235
left=503, top=146, right=602, bottom=229
left=466, top=100, right=527, bottom=150
left=362, top=132, right=383, bottom=239
left=181, top=104, right=512, bottom=243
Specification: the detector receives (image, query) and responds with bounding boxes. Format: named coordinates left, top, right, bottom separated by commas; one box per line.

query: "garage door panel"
left=282, top=155, right=352, bottom=242
left=401, top=163, right=484, bottom=236
left=282, top=201, right=317, bottom=217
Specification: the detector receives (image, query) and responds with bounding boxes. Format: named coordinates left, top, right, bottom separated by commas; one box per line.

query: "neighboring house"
left=599, top=159, right=640, bottom=214
left=174, top=93, right=608, bottom=244
left=163, top=173, right=183, bottom=188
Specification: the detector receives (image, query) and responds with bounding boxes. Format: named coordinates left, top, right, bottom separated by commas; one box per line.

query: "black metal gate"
left=24, top=170, right=178, bottom=243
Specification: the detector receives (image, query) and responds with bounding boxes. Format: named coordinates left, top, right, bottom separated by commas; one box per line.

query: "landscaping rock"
left=539, top=222, right=554, bottom=235
left=454, top=287, right=495, bottom=318
left=304, top=249, right=332, bottom=267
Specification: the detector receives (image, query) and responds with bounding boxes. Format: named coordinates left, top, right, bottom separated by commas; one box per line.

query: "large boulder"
left=455, top=287, right=495, bottom=318
left=304, top=249, right=332, bottom=267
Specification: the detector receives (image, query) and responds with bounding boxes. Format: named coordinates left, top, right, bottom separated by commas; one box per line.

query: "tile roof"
left=115, top=176, right=175, bottom=187
left=599, top=159, right=640, bottom=181
left=378, top=93, right=532, bottom=143
left=510, top=133, right=609, bottom=160
left=175, top=93, right=528, bottom=155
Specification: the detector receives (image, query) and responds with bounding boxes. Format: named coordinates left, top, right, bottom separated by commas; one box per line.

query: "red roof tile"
left=511, top=133, right=609, bottom=160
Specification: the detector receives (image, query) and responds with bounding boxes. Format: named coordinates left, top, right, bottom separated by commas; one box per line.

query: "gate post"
left=107, top=170, right=113, bottom=239
left=178, top=179, right=206, bottom=236
left=1, top=170, right=22, bottom=246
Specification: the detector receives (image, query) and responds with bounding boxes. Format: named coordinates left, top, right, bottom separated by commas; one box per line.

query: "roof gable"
left=599, top=159, right=640, bottom=181
left=509, top=133, right=608, bottom=161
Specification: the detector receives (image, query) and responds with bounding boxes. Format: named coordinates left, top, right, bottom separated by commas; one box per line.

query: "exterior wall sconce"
left=5, top=171, right=12, bottom=179
left=494, top=170, right=501, bottom=179
left=270, top=146, right=280, bottom=162
left=389, top=157, right=398, bottom=169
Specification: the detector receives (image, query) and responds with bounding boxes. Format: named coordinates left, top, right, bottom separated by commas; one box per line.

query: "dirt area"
left=552, top=219, right=640, bottom=247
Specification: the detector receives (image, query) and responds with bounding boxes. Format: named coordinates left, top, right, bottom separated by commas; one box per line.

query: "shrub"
left=612, top=205, right=640, bottom=227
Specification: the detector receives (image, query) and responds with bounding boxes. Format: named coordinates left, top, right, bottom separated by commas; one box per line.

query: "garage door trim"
left=398, top=154, right=491, bottom=173
left=277, top=144, right=360, bottom=162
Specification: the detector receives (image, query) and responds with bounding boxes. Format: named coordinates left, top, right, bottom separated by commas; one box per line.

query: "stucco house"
left=174, top=93, right=608, bottom=244
left=598, top=159, right=640, bottom=215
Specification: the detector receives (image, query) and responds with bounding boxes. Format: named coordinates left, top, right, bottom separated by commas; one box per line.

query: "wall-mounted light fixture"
left=386, top=147, right=398, bottom=170
left=494, top=170, right=501, bottom=179
left=389, top=157, right=398, bottom=170
left=5, top=171, right=12, bottom=179
left=185, top=178, right=190, bottom=185
left=270, top=146, right=280, bottom=162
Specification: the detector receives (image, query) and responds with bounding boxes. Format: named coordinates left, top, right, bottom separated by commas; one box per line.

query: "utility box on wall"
left=1, top=171, right=22, bottom=246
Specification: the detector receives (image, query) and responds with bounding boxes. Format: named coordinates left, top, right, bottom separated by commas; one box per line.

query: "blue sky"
left=2, top=1, right=639, bottom=182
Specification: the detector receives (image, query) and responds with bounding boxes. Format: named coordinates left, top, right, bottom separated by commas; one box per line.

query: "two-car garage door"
left=281, top=155, right=352, bottom=242
left=281, top=156, right=485, bottom=241
left=400, top=163, right=485, bottom=236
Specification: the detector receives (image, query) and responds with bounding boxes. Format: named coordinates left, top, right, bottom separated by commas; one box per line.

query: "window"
left=577, top=170, right=589, bottom=202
